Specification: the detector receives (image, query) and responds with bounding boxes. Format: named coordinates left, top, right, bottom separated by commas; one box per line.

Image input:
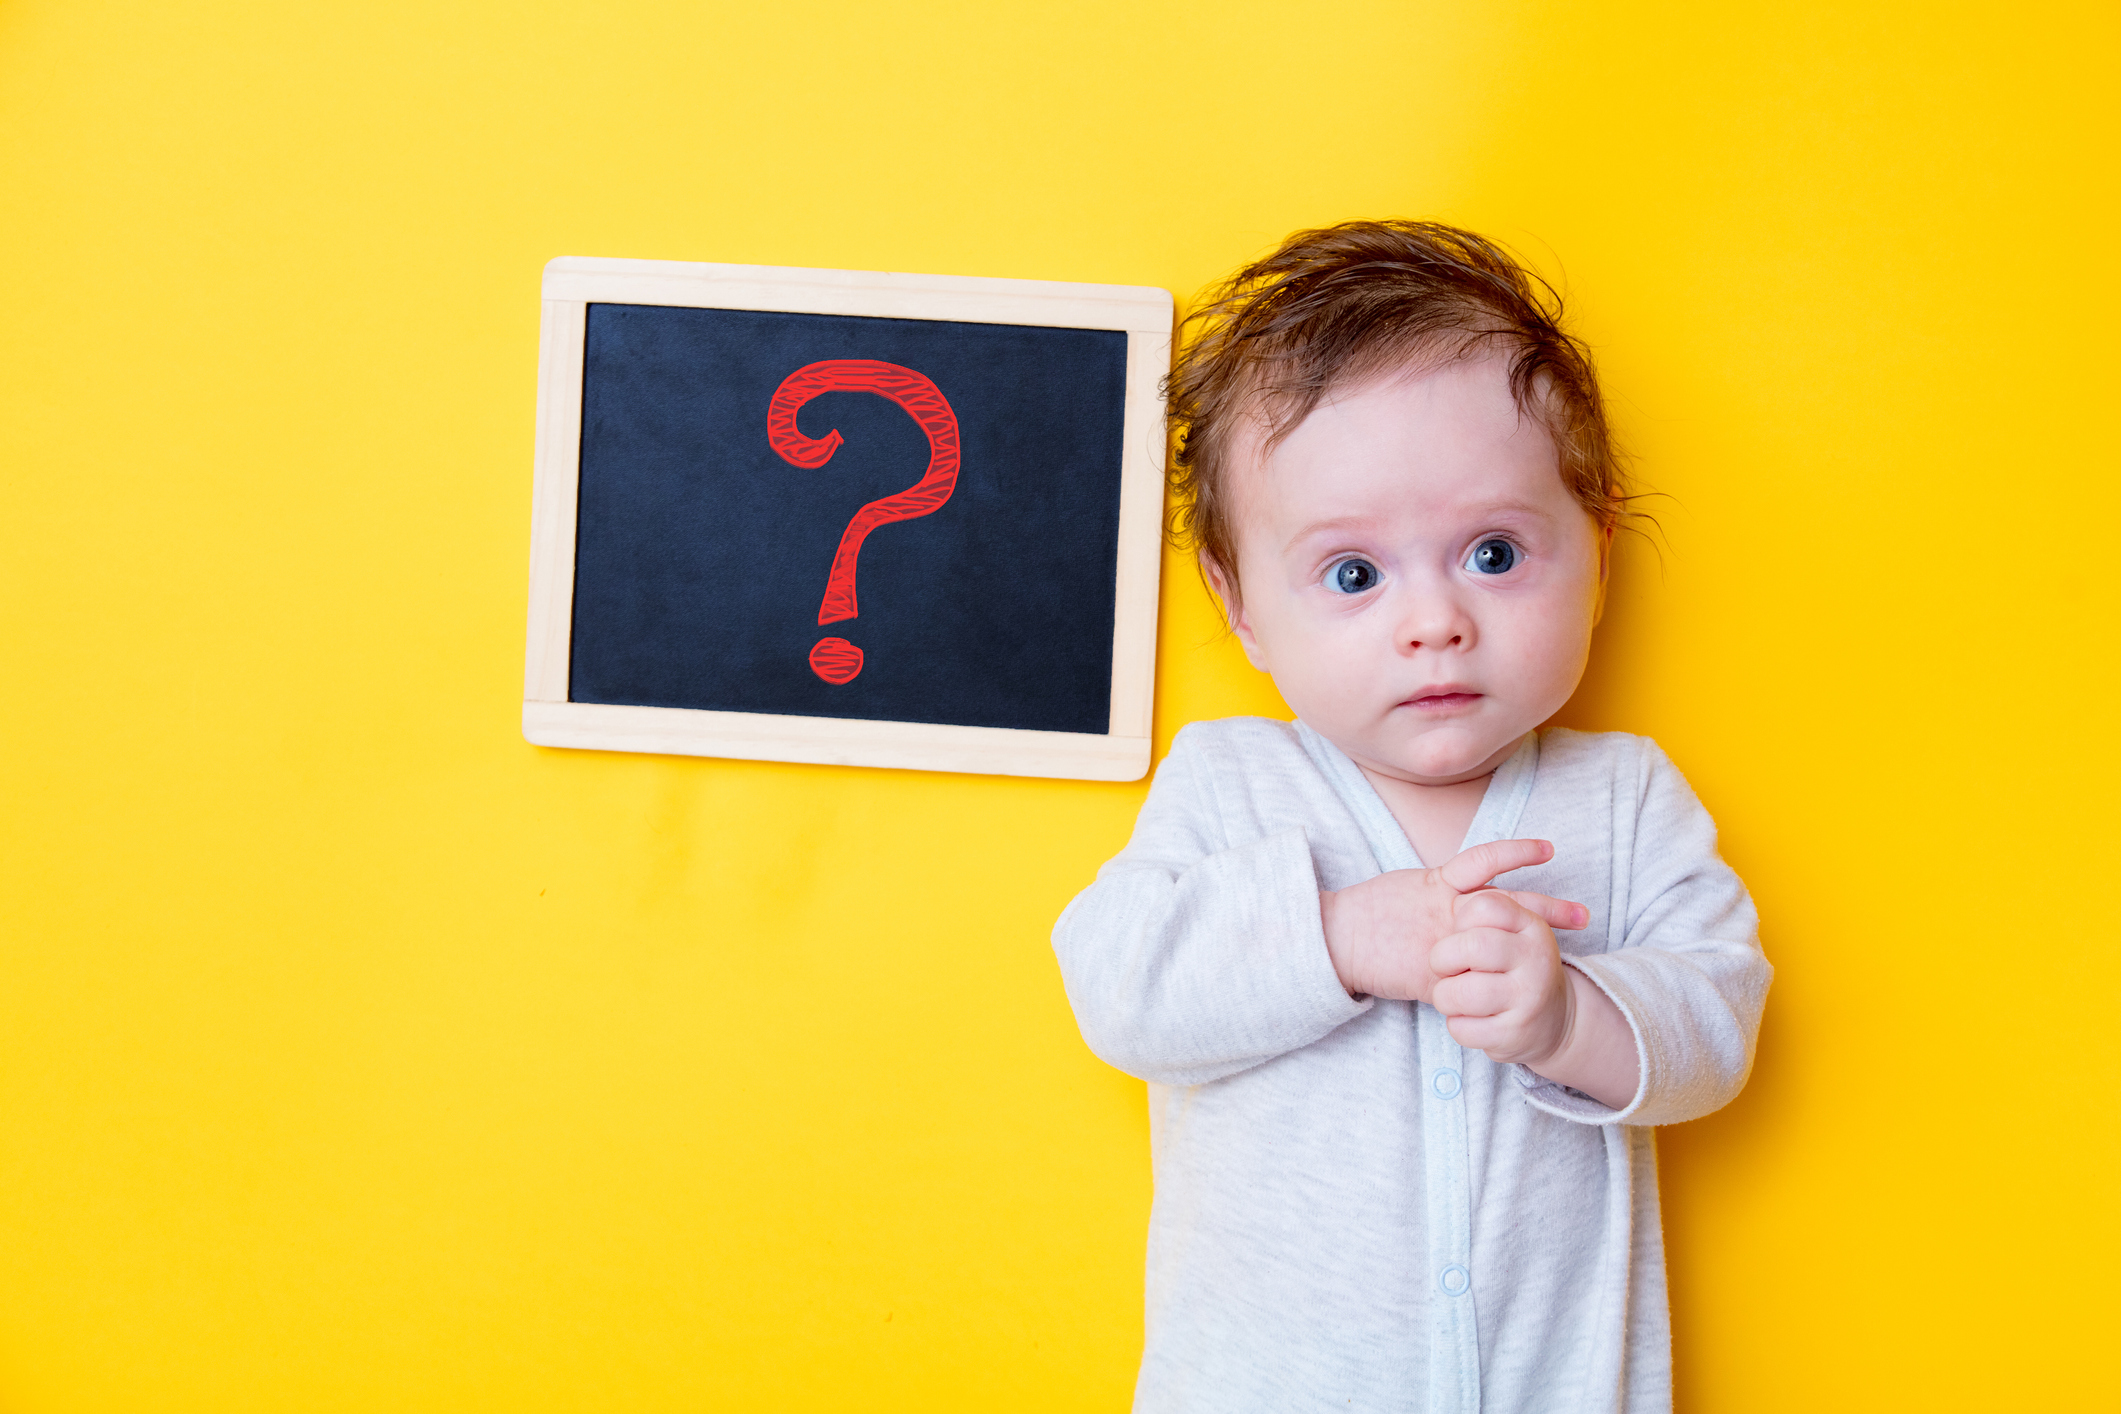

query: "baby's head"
left=1167, top=220, right=1625, bottom=788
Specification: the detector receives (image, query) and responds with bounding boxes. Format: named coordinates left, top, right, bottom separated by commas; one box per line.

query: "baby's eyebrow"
left=1282, top=501, right=1558, bottom=552
left=1466, top=499, right=1559, bottom=524
left=1282, top=515, right=1377, bottom=551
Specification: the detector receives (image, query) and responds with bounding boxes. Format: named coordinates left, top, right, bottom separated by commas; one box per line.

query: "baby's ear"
left=1201, top=557, right=1271, bottom=670
left=1200, top=555, right=1237, bottom=623
left=1591, top=524, right=1615, bottom=627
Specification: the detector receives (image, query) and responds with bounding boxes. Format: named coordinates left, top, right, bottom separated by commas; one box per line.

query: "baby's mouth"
left=1403, top=690, right=1483, bottom=712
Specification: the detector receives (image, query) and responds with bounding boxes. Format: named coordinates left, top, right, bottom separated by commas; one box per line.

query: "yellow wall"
left=2, top=1, right=2114, bottom=1408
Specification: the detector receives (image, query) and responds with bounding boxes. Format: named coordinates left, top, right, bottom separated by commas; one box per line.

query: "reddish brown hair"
left=1164, top=219, right=1625, bottom=594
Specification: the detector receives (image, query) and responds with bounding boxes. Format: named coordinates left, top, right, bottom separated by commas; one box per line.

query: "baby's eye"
left=1326, top=558, right=1381, bottom=595
left=1465, top=539, right=1518, bottom=575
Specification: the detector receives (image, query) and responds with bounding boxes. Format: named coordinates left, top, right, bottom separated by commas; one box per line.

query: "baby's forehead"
left=1233, top=367, right=1563, bottom=510
left=1232, top=352, right=1534, bottom=457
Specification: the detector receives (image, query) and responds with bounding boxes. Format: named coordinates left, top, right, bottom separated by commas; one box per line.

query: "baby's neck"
left=1358, top=765, right=1493, bottom=870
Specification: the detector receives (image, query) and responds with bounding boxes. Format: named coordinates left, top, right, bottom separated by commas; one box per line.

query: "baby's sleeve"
left=1050, top=727, right=1370, bottom=1087
left=1516, top=738, right=1772, bottom=1127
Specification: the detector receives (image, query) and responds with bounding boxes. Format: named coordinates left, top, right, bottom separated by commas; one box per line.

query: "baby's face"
left=1219, top=354, right=1607, bottom=787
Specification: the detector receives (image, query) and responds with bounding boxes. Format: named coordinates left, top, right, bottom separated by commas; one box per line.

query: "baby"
left=1053, top=221, right=1770, bottom=1414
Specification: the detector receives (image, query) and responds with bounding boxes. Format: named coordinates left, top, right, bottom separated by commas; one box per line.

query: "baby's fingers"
left=1432, top=969, right=1516, bottom=1020
left=1504, top=891, right=1589, bottom=931
left=1437, top=838, right=1555, bottom=894
left=1429, top=926, right=1523, bottom=979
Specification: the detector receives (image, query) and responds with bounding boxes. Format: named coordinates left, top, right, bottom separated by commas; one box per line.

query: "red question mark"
left=765, top=360, right=961, bottom=684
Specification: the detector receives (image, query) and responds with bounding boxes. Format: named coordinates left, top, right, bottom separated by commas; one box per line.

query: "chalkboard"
left=524, top=259, right=1171, bottom=780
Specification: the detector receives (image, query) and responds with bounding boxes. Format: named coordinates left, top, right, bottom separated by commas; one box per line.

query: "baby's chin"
left=1354, top=722, right=1527, bottom=786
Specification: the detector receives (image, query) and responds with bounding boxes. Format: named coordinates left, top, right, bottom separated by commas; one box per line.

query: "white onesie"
left=1052, top=719, right=1769, bottom=1414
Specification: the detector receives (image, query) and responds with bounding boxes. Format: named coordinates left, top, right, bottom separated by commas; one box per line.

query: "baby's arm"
left=1051, top=731, right=1370, bottom=1086
left=1472, top=741, right=1769, bottom=1127
left=1425, top=893, right=1641, bottom=1109
left=1318, top=844, right=1630, bottom=1105
left=1316, top=838, right=1588, bottom=1001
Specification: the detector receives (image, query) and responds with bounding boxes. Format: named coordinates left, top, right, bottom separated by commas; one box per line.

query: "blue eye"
left=1327, top=558, right=1381, bottom=594
left=1466, top=539, right=1517, bottom=575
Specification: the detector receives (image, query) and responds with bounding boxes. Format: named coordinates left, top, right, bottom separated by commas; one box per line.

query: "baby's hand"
left=1429, top=895, right=1641, bottom=1107
left=1428, top=892, right=1573, bottom=1066
left=1319, top=840, right=1587, bottom=1003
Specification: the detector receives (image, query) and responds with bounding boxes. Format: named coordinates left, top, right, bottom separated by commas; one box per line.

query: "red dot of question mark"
left=765, top=360, right=961, bottom=684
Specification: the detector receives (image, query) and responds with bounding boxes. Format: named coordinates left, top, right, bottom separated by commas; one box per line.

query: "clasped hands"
left=1320, top=839, right=1634, bottom=1105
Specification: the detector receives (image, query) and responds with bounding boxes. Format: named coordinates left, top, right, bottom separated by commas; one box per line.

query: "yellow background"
left=2, top=0, right=2115, bottom=1408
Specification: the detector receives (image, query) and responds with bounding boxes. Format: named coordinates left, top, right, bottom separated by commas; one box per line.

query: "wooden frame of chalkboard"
left=523, top=257, right=1172, bottom=781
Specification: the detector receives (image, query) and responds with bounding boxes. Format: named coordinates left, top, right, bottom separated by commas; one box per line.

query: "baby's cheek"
left=1285, top=625, right=1377, bottom=707
left=1505, top=598, right=1596, bottom=703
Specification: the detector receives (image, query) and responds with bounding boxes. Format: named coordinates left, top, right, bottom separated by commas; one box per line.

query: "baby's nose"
left=1398, top=593, right=1473, bottom=650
